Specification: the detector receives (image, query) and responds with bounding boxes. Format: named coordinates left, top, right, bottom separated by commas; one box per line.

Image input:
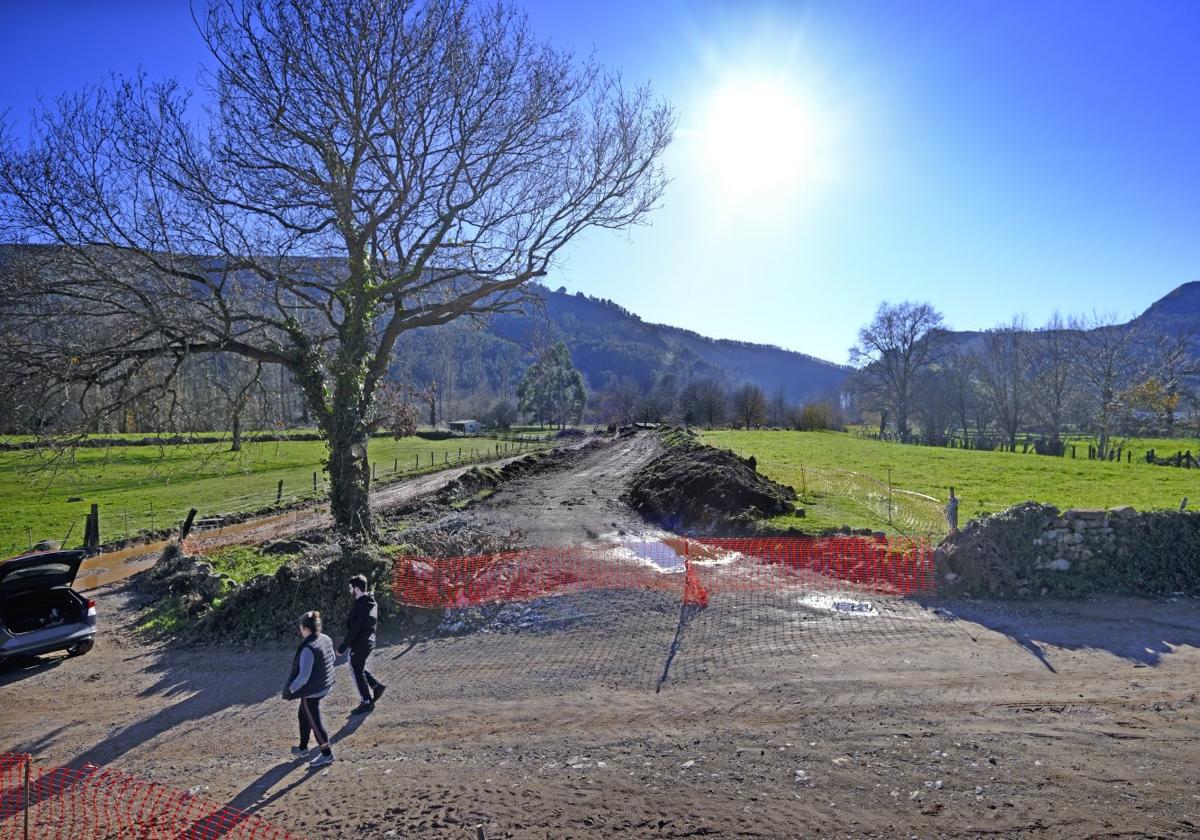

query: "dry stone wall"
left=936, top=503, right=1200, bottom=597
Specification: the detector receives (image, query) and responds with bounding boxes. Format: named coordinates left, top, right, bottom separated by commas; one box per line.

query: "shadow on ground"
left=923, top=596, right=1200, bottom=670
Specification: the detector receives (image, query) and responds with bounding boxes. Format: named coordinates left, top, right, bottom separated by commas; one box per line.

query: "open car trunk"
left=0, top=588, right=85, bottom=635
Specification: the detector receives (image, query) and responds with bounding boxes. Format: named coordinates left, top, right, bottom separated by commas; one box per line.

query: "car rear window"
left=4, top=563, right=71, bottom=582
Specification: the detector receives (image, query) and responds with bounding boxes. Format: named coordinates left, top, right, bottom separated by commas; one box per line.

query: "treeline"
left=847, top=303, right=1199, bottom=458
left=587, top=373, right=844, bottom=430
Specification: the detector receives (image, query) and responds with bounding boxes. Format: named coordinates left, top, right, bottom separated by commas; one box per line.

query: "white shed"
left=448, top=419, right=483, bottom=436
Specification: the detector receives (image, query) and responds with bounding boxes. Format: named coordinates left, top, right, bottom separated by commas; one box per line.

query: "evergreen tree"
left=518, top=342, right=587, bottom=427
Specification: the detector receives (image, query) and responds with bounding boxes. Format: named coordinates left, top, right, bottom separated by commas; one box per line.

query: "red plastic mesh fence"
left=0, top=754, right=302, bottom=840
left=391, top=535, right=936, bottom=609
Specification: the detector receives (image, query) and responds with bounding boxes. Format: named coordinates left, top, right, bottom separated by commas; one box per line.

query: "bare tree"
left=0, top=0, right=673, bottom=537
left=976, top=319, right=1031, bottom=451
left=731, top=383, right=767, bottom=430
left=679, top=377, right=726, bottom=427
left=1072, top=313, right=1141, bottom=459
left=1149, top=331, right=1198, bottom=433
left=940, top=347, right=984, bottom=443
left=595, top=375, right=640, bottom=426
left=849, top=301, right=947, bottom=437
left=1028, top=312, right=1075, bottom=443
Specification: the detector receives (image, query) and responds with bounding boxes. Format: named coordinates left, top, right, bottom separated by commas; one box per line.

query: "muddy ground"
left=4, top=433, right=1200, bottom=838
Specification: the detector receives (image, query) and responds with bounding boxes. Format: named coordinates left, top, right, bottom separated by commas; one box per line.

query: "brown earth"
left=3, top=432, right=1200, bottom=839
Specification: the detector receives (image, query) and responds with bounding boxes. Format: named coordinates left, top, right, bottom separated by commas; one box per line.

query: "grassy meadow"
left=0, top=434, right=530, bottom=557
left=701, top=430, right=1200, bottom=536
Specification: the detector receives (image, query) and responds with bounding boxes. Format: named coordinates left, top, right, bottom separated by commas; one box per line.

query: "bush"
left=483, top=400, right=518, bottom=430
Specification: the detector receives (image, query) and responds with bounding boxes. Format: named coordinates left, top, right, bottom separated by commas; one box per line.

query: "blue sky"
left=2, top=1, right=1198, bottom=363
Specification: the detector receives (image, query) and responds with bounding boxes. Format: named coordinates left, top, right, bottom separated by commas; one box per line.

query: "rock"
left=262, top=539, right=310, bottom=555
left=1065, top=508, right=1106, bottom=521
left=1108, top=505, right=1137, bottom=518
left=32, top=540, right=61, bottom=551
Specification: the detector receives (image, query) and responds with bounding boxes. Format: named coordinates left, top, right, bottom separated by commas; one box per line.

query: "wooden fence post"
left=276, top=479, right=284, bottom=503
left=88, top=504, right=100, bottom=551
left=179, top=508, right=198, bottom=542
left=314, top=472, right=318, bottom=493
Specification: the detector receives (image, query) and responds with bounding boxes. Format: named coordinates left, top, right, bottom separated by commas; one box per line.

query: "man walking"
left=339, top=574, right=386, bottom=715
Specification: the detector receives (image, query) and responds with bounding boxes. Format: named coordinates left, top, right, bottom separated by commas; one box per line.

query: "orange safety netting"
left=391, top=535, right=936, bottom=609
left=0, top=754, right=301, bottom=839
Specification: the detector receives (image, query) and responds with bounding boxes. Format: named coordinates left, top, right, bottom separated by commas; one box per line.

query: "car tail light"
left=86, top=599, right=97, bottom=617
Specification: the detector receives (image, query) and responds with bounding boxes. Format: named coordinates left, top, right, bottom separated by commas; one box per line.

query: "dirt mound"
left=623, top=429, right=796, bottom=533
left=934, top=502, right=1057, bottom=597
left=140, top=544, right=236, bottom=623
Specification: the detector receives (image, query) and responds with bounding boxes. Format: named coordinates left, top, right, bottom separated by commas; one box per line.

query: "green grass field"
left=0, top=435, right=531, bottom=557
left=701, top=430, right=1200, bottom=536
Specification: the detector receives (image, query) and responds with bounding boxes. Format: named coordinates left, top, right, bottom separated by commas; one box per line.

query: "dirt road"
left=4, top=434, right=1200, bottom=838
left=432, top=431, right=666, bottom=546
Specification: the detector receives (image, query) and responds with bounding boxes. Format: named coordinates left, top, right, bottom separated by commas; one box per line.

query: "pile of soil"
left=623, top=429, right=796, bottom=533
left=134, top=535, right=396, bottom=642
left=140, top=544, right=236, bottom=622
left=934, top=502, right=1055, bottom=597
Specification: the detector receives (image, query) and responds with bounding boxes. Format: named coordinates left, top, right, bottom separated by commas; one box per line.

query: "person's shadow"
left=178, top=706, right=370, bottom=837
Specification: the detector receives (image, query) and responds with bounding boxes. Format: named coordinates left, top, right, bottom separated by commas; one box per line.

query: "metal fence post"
left=887, top=467, right=893, bottom=527
left=23, top=755, right=30, bottom=840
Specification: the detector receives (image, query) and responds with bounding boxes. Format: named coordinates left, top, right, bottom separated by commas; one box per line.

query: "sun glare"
left=698, top=77, right=833, bottom=206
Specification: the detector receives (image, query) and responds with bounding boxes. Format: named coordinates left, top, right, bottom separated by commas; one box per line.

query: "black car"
left=0, top=550, right=97, bottom=665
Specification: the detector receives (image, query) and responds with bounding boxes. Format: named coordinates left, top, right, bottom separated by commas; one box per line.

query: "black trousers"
left=350, top=647, right=381, bottom=703
left=298, top=696, right=332, bottom=754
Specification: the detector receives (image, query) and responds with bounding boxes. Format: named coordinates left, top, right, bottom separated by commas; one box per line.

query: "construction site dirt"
left=3, top=433, right=1199, bottom=838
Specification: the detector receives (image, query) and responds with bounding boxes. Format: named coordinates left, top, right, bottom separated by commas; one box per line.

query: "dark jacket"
left=339, top=593, right=378, bottom=654
left=285, top=633, right=336, bottom=699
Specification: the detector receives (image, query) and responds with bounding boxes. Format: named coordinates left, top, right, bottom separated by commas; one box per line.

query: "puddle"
left=603, top=534, right=742, bottom=573
left=611, top=538, right=687, bottom=572
left=798, top=594, right=879, bottom=616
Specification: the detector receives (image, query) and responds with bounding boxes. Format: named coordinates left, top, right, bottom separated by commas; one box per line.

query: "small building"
left=448, top=419, right=483, bottom=436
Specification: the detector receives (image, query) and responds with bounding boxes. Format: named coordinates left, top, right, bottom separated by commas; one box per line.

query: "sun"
left=698, top=76, right=832, bottom=205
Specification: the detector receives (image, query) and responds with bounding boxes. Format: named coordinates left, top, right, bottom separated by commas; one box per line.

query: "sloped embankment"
left=623, top=428, right=796, bottom=533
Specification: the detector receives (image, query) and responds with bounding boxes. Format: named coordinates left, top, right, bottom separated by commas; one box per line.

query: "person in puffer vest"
left=283, top=610, right=337, bottom=768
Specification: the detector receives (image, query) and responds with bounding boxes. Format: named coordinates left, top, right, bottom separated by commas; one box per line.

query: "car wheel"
left=67, top=638, right=95, bottom=657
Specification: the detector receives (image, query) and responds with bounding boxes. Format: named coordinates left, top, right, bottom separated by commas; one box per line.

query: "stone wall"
left=1031, top=506, right=1139, bottom=572
left=936, top=502, right=1200, bottom=597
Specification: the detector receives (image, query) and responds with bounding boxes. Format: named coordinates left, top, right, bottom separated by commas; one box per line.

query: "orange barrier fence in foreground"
left=392, top=535, right=936, bottom=609
left=0, top=753, right=301, bottom=840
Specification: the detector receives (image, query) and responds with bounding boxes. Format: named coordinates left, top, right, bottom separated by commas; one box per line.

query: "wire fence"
left=793, top=464, right=948, bottom=537
left=2, top=437, right=555, bottom=559
left=0, top=753, right=301, bottom=839
left=392, top=535, right=937, bottom=610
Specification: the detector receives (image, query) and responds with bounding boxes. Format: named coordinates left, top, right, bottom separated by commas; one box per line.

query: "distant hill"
left=1131, top=280, right=1200, bottom=354
left=939, top=280, right=1200, bottom=357
left=391, top=285, right=850, bottom=403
